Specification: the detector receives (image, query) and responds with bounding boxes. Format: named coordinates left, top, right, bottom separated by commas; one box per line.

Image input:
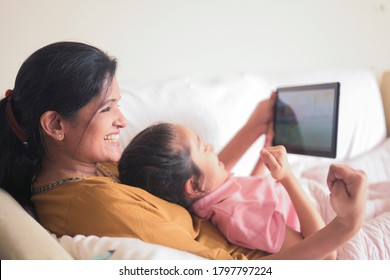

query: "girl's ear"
left=40, top=111, right=65, bottom=141
left=183, top=177, right=200, bottom=199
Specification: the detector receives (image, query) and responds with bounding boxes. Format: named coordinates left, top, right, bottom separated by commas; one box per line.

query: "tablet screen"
left=273, top=82, right=340, bottom=158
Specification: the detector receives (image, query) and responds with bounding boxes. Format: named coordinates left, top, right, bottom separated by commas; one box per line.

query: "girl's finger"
left=261, top=149, right=280, bottom=170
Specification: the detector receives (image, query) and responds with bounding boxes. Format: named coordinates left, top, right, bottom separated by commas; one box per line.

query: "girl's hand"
left=327, top=164, right=366, bottom=231
left=246, top=92, right=276, bottom=135
left=260, top=145, right=291, bottom=181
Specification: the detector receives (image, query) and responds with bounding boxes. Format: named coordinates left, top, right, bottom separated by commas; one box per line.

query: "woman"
left=0, top=41, right=365, bottom=260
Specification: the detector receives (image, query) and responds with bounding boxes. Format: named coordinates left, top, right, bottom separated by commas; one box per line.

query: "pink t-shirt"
left=191, top=175, right=300, bottom=253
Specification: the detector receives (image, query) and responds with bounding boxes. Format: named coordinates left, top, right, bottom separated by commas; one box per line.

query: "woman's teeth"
left=104, top=134, right=119, bottom=142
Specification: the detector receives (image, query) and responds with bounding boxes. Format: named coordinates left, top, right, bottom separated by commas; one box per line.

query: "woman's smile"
left=104, top=133, right=120, bottom=143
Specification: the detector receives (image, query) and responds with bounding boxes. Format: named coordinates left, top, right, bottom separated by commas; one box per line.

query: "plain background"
left=1, top=0, right=390, bottom=88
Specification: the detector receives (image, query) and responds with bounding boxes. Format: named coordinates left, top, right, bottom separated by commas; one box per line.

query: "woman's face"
left=62, top=78, right=127, bottom=165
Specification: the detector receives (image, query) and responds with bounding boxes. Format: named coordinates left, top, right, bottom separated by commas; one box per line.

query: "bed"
left=1, top=68, right=390, bottom=260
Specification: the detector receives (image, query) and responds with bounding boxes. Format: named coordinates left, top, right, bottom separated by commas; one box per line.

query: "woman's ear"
left=40, top=111, right=65, bottom=141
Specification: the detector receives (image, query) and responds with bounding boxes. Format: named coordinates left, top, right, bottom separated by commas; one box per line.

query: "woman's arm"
left=219, top=93, right=275, bottom=171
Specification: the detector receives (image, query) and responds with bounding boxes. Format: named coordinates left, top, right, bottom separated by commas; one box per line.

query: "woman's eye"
left=101, top=107, right=112, bottom=113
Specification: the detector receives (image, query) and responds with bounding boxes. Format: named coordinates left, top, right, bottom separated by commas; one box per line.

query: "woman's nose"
left=115, top=108, right=127, bottom=128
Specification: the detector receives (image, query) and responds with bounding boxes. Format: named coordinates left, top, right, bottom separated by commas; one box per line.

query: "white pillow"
left=302, top=137, right=390, bottom=185
left=58, top=234, right=205, bottom=260
left=119, top=68, right=386, bottom=176
left=119, top=75, right=269, bottom=152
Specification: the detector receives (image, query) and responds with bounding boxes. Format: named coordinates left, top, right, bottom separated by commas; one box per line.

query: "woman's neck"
left=36, top=155, right=99, bottom=183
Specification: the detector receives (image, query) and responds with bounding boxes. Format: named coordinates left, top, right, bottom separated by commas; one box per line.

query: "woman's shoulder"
left=33, top=169, right=189, bottom=221
left=37, top=172, right=159, bottom=202
left=35, top=169, right=182, bottom=211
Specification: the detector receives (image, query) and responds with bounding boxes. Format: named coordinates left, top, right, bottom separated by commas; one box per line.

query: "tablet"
left=272, top=82, right=340, bottom=158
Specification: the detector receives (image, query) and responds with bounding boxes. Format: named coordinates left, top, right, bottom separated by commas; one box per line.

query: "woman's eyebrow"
left=99, top=97, right=119, bottom=108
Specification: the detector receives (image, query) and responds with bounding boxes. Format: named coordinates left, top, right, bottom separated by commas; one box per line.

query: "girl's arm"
left=251, top=130, right=273, bottom=176
left=250, top=157, right=267, bottom=176
left=219, top=93, right=275, bottom=172
left=261, top=146, right=336, bottom=259
left=261, top=214, right=358, bottom=260
left=260, top=164, right=366, bottom=260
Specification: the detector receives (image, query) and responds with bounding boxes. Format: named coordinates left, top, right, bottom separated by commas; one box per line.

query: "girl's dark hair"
left=0, top=41, right=117, bottom=205
left=118, top=123, right=203, bottom=209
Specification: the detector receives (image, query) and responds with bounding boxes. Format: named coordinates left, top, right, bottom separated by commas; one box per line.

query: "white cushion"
left=0, top=188, right=73, bottom=260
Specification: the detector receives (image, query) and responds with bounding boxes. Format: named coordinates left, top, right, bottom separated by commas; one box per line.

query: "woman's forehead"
left=86, top=78, right=120, bottom=109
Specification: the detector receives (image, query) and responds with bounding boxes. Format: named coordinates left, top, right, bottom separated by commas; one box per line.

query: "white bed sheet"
left=301, top=179, right=390, bottom=260
left=301, top=137, right=390, bottom=259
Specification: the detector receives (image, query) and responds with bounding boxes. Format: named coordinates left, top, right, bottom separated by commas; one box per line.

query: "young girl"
left=118, top=122, right=334, bottom=258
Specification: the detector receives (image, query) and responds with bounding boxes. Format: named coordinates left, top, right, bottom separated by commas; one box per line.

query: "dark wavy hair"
left=0, top=41, right=117, bottom=205
left=118, top=123, right=203, bottom=209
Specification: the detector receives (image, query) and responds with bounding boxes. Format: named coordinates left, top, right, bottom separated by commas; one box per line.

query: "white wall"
left=1, top=0, right=390, bottom=88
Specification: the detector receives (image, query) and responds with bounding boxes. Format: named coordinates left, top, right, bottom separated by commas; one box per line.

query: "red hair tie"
left=4, top=89, right=28, bottom=143
left=5, top=89, right=13, bottom=98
